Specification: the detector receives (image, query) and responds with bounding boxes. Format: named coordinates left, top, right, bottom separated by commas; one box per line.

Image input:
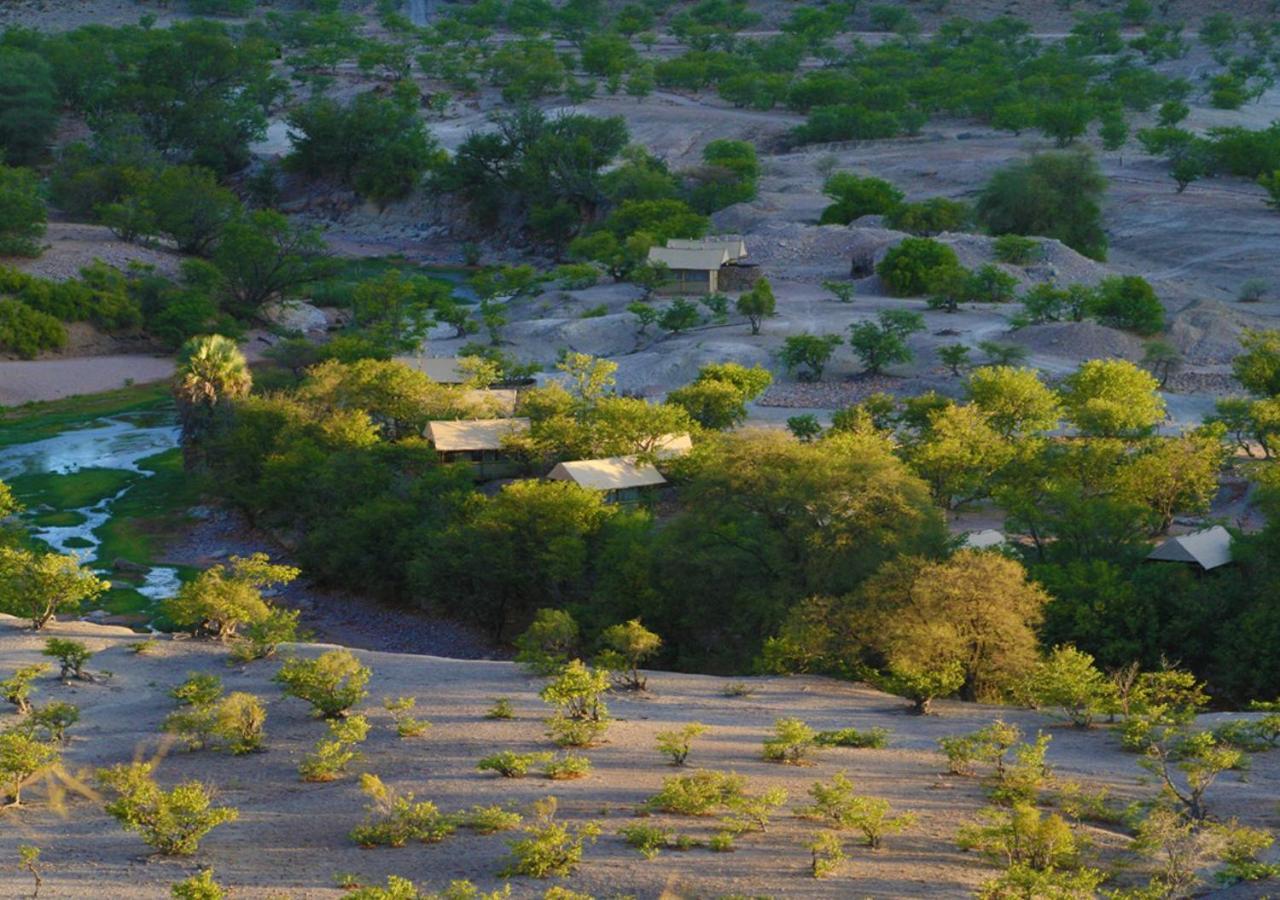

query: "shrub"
left=779, top=333, right=843, bottom=381
left=514, top=609, right=581, bottom=675
left=644, top=770, right=747, bottom=816
left=1, top=665, right=46, bottom=715
left=720, top=786, right=789, bottom=836
left=350, top=773, right=455, bottom=847
left=1088, top=275, right=1165, bottom=335
left=232, top=607, right=302, bottom=662
left=1239, top=278, right=1269, bottom=303
left=848, top=309, right=926, bottom=375
left=275, top=650, right=370, bottom=718
left=163, top=553, right=299, bottom=642
left=543, top=754, right=592, bottom=780
left=384, top=696, right=431, bottom=738
left=24, top=702, right=78, bottom=745
left=721, top=682, right=756, bottom=698
left=796, top=773, right=915, bottom=849
left=502, top=796, right=601, bottom=878
left=877, top=237, right=962, bottom=297
left=595, top=618, right=661, bottom=690
left=884, top=198, right=971, bottom=236
left=478, top=751, right=553, bottom=778
left=656, top=723, right=709, bottom=766
left=618, top=823, right=674, bottom=859
left=171, top=869, right=224, bottom=900
left=708, top=831, right=736, bottom=852
left=458, top=804, right=523, bottom=834
left=0, top=166, right=46, bottom=257
left=0, top=727, right=59, bottom=806
left=486, top=697, right=515, bottom=720
left=0, top=549, right=107, bottom=629
left=815, top=727, right=890, bottom=749
left=1140, top=730, right=1242, bottom=820
left=42, top=639, right=95, bottom=683
left=763, top=718, right=820, bottom=764
left=299, top=715, right=370, bottom=782
left=1022, top=645, right=1115, bottom=728
left=809, top=830, right=845, bottom=877
left=165, top=692, right=267, bottom=755
left=171, top=673, right=223, bottom=708
left=818, top=173, right=904, bottom=225
left=873, top=660, right=965, bottom=714
left=541, top=661, right=610, bottom=747
left=0, top=300, right=66, bottom=359
left=96, top=762, right=238, bottom=855
left=993, top=235, right=1042, bottom=265
left=976, top=151, right=1108, bottom=261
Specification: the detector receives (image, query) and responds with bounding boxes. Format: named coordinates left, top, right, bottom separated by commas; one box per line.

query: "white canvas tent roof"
left=647, top=246, right=730, bottom=271
left=427, top=418, right=529, bottom=452
left=394, top=356, right=466, bottom=384
left=963, top=529, right=1007, bottom=550
left=651, top=432, right=693, bottom=459
left=1146, top=526, right=1233, bottom=570
left=666, top=237, right=748, bottom=260
left=547, top=456, right=667, bottom=491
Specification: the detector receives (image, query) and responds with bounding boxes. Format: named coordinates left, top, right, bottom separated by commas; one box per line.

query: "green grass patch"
left=306, top=256, right=471, bottom=308
left=63, top=536, right=93, bottom=549
left=9, top=468, right=139, bottom=511
left=95, top=449, right=203, bottom=568
left=29, top=509, right=88, bottom=527
left=0, top=383, right=170, bottom=448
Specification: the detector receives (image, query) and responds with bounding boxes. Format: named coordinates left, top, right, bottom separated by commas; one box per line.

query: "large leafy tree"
left=976, top=150, right=1109, bottom=261
left=0, top=548, right=108, bottom=629
left=0, top=48, right=57, bottom=165
left=1060, top=359, right=1166, bottom=438
left=211, top=210, right=329, bottom=316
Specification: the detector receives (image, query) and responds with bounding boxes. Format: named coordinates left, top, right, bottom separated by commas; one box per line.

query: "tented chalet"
left=647, top=236, right=755, bottom=294
left=1146, top=526, right=1233, bottom=572
left=547, top=456, right=667, bottom=503
left=427, top=418, right=529, bottom=477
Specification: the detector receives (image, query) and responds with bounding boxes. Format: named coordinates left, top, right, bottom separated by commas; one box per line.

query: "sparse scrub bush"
left=541, top=661, right=610, bottom=747
left=276, top=650, right=370, bottom=718
left=708, top=831, right=735, bottom=852
left=299, top=715, right=370, bottom=782
left=656, top=723, right=708, bottom=766
left=762, top=717, right=820, bottom=764
left=171, top=869, right=224, bottom=900
left=595, top=619, right=661, bottom=690
left=24, top=702, right=78, bottom=745
left=644, top=770, right=747, bottom=816
left=384, top=696, right=431, bottom=738
left=233, top=607, right=303, bottom=662
left=502, top=796, right=601, bottom=878
left=478, top=751, right=553, bottom=778
left=1140, top=730, right=1243, bottom=820
left=165, top=692, right=266, bottom=755
left=873, top=660, right=965, bottom=714
left=172, top=674, right=223, bottom=708
left=993, top=235, right=1042, bottom=265
left=720, top=786, right=789, bottom=835
left=458, top=805, right=523, bottom=834
left=486, top=697, right=515, bottom=720
left=42, top=639, right=94, bottom=682
left=350, top=774, right=455, bottom=847
left=542, top=754, right=592, bottom=780
left=721, top=682, right=756, bottom=698
left=163, top=553, right=299, bottom=642
left=808, top=830, right=845, bottom=878
left=0, top=727, right=59, bottom=806
left=796, top=773, right=915, bottom=849
left=2, top=665, right=46, bottom=714
left=1022, top=645, right=1116, bottom=728
left=96, top=762, right=238, bottom=855
left=618, top=823, right=673, bottom=859
left=815, top=726, right=890, bottom=749
left=1051, top=780, right=1129, bottom=826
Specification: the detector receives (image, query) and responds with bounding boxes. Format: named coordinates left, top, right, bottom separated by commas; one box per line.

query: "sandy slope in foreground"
left=0, top=615, right=1274, bottom=899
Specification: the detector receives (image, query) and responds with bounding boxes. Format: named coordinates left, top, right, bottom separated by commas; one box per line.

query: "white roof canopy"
left=666, top=236, right=748, bottom=260
left=547, top=456, right=667, bottom=491
left=647, top=246, right=730, bottom=271
left=394, top=356, right=466, bottom=384
left=1146, top=526, right=1233, bottom=570
left=427, top=418, right=529, bottom=452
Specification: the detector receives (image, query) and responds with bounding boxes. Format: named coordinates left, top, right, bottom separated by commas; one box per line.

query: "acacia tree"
left=211, top=210, right=328, bottom=316
left=736, top=277, right=776, bottom=334
left=0, top=549, right=107, bottom=630
left=162, top=553, right=300, bottom=641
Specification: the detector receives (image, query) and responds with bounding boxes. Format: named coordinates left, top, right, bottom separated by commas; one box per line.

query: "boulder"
left=261, top=299, right=328, bottom=334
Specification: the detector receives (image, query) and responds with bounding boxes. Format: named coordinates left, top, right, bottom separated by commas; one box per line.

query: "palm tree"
left=172, top=334, right=252, bottom=468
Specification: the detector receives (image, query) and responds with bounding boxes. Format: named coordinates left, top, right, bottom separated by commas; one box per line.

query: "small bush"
left=809, top=830, right=845, bottom=878
left=165, top=691, right=267, bottom=755
left=708, top=831, right=736, bottom=852
left=275, top=650, right=370, bottom=718
left=815, top=727, right=890, bottom=749
left=618, top=823, right=673, bottom=859
left=299, top=715, right=370, bottom=782
left=541, top=661, right=610, bottom=748
left=0, top=728, right=60, bottom=805
left=96, top=762, right=238, bottom=855
left=721, top=682, right=756, bottom=698
left=992, top=235, right=1042, bottom=265
left=171, top=869, right=224, bottom=900
left=486, top=697, right=515, bottom=719
left=763, top=717, right=820, bottom=765
left=171, top=673, right=223, bottom=708
left=458, top=804, right=523, bottom=834
left=656, top=723, right=708, bottom=766
left=543, top=754, right=592, bottom=780
left=350, top=773, right=456, bottom=848
left=383, top=696, right=430, bottom=738
left=502, top=796, right=601, bottom=878
left=25, top=702, right=78, bottom=744
left=477, top=751, right=553, bottom=778
left=2, top=665, right=46, bottom=714
left=796, top=773, right=915, bottom=849
left=877, top=237, right=962, bottom=297
left=595, top=618, right=661, bottom=691
left=644, top=770, right=746, bottom=816
left=42, top=639, right=94, bottom=682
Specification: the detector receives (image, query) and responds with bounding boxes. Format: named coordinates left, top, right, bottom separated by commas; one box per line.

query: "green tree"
left=163, top=553, right=300, bottom=641
left=596, top=618, right=662, bottom=690
left=0, top=549, right=108, bottom=630
left=736, top=277, right=776, bottom=334
left=818, top=172, right=903, bottom=225
left=848, top=310, right=925, bottom=375
left=966, top=366, right=1061, bottom=438
left=514, top=608, right=580, bottom=675
left=211, top=211, right=328, bottom=316
left=780, top=333, right=843, bottom=381
left=976, top=150, right=1109, bottom=261
left=938, top=344, right=971, bottom=376
left=877, top=238, right=962, bottom=297
left=667, top=362, right=772, bottom=429
left=140, top=166, right=241, bottom=255
left=0, top=48, right=56, bottom=165
left=1233, top=328, right=1280, bottom=396
left=0, top=167, right=46, bottom=257
left=1060, top=359, right=1166, bottom=438
left=1023, top=645, right=1116, bottom=728
left=1089, top=276, right=1165, bottom=335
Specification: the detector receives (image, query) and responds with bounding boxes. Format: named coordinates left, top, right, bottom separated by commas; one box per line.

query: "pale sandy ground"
left=0, top=615, right=1275, bottom=899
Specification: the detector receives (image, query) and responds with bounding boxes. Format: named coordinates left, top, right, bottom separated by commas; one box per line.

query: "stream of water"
left=0, top=415, right=183, bottom=610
